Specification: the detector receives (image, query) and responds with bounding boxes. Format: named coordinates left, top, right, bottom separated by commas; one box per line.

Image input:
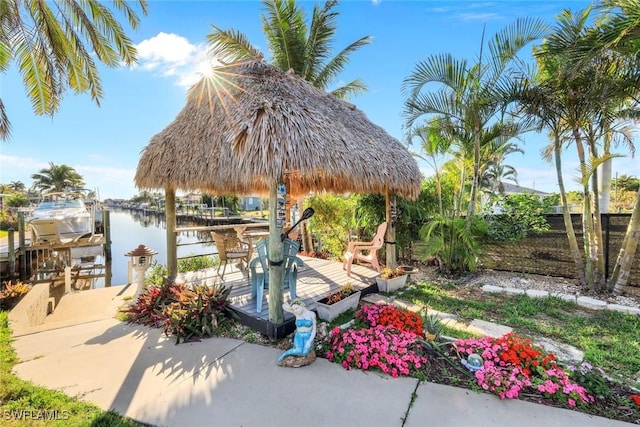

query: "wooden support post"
left=385, top=191, right=397, bottom=269
left=64, top=266, right=72, bottom=293
left=268, top=182, right=285, bottom=324
left=7, top=228, right=15, bottom=284
left=166, top=189, right=178, bottom=278
left=18, top=213, right=26, bottom=281
left=103, top=210, right=112, bottom=287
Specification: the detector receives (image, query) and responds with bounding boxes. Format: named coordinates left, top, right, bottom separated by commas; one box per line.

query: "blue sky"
left=1, top=0, right=635, bottom=200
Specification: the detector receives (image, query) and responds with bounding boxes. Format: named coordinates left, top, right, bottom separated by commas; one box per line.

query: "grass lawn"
left=0, top=230, right=7, bottom=239
left=0, top=312, right=146, bottom=426
left=399, top=281, right=640, bottom=384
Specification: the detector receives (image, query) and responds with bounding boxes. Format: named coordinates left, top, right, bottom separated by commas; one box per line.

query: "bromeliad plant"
left=122, top=277, right=234, bottom=344
left=454, top=333, right=594, bottom=407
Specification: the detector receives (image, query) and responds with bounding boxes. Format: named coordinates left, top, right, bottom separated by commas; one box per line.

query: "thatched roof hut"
left=135, top=60, right=421, bottom=324
left=135, top=60, right=421, bottom=198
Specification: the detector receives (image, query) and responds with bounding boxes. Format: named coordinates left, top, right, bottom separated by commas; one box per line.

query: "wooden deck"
left=181, top=256, right=380, bottom=338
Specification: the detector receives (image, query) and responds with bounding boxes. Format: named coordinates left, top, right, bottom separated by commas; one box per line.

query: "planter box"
left=316, top=291, right=362, bottom=321
left=376, top=275, right=408, bottom=293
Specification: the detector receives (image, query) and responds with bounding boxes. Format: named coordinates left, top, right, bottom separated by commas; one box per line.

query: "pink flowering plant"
left=454, top=333, right=595, bottom=407
left=322, top=325, right=427, bottom=378
left=319, top=304, right=428, bottom=378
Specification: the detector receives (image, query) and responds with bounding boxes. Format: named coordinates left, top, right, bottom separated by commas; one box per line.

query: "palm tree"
left=207, top=0, right=371, bottom=100
left=0, top=0, right=148, bottom=140
left=516, top=61, right=588, bottom=288
left=408, top=121, right=451, bottom=217
left=403, top=17, right=547, bottom=229
left=513, top=4, right=639, bottom=292
left=590, top=0, right=640, bottom=291
left=478, top=139, right=523, bottom=203
left=8, top=181, right=26, bottom=193
left=31, top=162, right=84, bottom=193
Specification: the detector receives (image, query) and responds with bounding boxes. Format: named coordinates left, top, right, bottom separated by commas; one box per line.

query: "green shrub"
left=484, top=194, right=551, bottom=242
left=417, top=215, right=486, bottom=275
left=144, top=255, right=218, bottom=287
left=0, top=210, right=17, bottom=231
left=178, top=254, right=218, bottom=272
left=306, top=194, right=355, bottom=258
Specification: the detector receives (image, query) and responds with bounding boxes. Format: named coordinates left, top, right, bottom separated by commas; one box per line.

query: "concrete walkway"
left=8, top=286, right=635, bottom=427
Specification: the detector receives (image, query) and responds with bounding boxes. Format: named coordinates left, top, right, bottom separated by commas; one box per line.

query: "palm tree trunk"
left=553, top=137, right=587, bottom=287
left=589, top=157, right=606, bottom=290
left=165, top=189, right=178, bottom=278
left=466, top=134, right=481, bottom=228
left=385, top=191, right=397, bottom=269
left=598, top=133, right=613, bottom=213
left=573, top=128, right=594, bottom=290
left=610, top=187, right=640, bottom=293
left=436, top=169, right=444, bottom=217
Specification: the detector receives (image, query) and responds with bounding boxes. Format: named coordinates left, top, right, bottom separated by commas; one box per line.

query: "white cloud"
left=458, top=12, right=502, bottom=22
left=134, top=32, right=220, bottom=88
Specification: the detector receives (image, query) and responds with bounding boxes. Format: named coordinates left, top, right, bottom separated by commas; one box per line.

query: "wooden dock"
left=181, top=256, right=381, bottom=338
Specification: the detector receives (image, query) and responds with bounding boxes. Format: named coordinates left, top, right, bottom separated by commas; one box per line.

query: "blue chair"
left=250, top=237, right=304, bottom=314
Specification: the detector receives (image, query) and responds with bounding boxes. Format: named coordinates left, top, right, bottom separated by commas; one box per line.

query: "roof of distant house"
left=501, top=182, right=552, bottom=196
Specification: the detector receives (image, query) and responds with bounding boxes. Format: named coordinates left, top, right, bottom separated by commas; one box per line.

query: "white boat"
left=28, top=192, right=94, bottom=243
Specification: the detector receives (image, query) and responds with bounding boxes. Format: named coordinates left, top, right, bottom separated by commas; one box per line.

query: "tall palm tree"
left=402, top=18, right=548, bottom=230
left=478, top=139, right=523, bottom=201
left=591, top=0, right=640, bottom=291
left=408, top=121, right=451, bottom=218
left=31, top=162, right=84, bottom=193
left=536, top=6, right=639, bottom=291
left=0, top=0, right=148, bottom=140
left=207, top=0, right=371, bottom=100
left=8, top=180, right=26, bottom=193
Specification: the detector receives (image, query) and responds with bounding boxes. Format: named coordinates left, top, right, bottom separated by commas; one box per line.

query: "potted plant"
left=375, top=266, right=408, bottom=293
left=315, top=282, right=362, bottom=322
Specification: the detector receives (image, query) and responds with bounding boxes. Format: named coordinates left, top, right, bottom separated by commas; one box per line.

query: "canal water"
left=101, top=209, right=214, bottom=286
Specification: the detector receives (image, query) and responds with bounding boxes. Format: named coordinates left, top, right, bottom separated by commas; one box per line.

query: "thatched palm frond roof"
left=135, top=60, right=421, bottom=199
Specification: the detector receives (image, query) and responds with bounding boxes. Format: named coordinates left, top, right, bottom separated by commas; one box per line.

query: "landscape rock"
left=576, top=296, right=607, bottom=310
left=277, top=349, right=316, bottom=368
left=533, top=336, right=584, bottom=364
left=525, top=289, right=549, bottom=299
left=468, top=319, right=513, bottom=338
left=606, top=304, right=640, bottom=316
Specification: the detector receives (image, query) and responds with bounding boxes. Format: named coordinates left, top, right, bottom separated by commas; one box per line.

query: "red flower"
left=630, top=394, right=640, bottom=405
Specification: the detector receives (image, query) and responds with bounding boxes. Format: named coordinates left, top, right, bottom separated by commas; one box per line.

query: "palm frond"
left=303, top=0, right=338, bottom=81
left=328, top=78, right=367, bottom=101
left=314, top=35, right=371, bottom=90
left=487, top=16, right=549, bottom=76
left=402, top=54, right=469, bottom=99
left=262, top=0, right=306, bottom=72
left=207, top=26, right=263, bottom=63
left=111, top=0, right=148, bottom=28
left=0, top=98, right=11, bottom=141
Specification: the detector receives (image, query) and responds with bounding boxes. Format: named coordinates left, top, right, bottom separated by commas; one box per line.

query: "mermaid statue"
left=277, top=299, right=317, bottom=364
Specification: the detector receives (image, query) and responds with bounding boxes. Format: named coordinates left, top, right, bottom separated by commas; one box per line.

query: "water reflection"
left=101, top=209, right=215, bottom=286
